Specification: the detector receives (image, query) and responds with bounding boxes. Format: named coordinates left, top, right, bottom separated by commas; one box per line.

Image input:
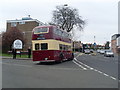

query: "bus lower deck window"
left=35, top=43, right=39, bottom=50
left=41, top=43, right=48, bottom=50
left=59, top=44, right=62, bottom=50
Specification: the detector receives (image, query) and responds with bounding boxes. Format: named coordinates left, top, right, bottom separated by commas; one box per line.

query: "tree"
left=105, top=41, right=110, bottom=49
left=52, top=5, right=85, bottom=32
left=2, top=27, right=26, bottom=53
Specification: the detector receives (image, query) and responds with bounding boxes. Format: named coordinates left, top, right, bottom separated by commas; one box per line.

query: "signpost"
left=12, top=39, right=23, bottom=59
left=13, top=39, right=23, bottom=49
left=93, top=42, right=96, bottom=50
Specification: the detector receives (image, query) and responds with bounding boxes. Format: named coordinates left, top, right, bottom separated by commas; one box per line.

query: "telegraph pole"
left=94, top=36, right=96, bottom=50
left=94, top=36, right=96, bottom=43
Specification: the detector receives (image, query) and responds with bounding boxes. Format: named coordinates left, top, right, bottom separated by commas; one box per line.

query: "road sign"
left=13, top=39, right=23, bottom=49
left=93, top=42, right=96, bottom=46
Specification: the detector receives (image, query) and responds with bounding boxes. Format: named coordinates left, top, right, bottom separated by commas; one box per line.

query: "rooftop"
left=7, top=16, right=44, bottom=25
left=112, top=34, right=120, bottom=40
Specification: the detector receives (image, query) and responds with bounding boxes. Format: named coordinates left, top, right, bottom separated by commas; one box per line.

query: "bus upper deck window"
left=41, top=43, right=48, bottom=50
left=34, top=27, right=49, bottom=34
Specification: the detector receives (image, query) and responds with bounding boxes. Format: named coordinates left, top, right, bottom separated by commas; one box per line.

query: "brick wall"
left=111, top=39, right=117, bottom=53
left=7, top=21, right=39, bottom=50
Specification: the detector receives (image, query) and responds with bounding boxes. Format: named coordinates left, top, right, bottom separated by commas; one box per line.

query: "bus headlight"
left=45, top=58, right=48, bottom=60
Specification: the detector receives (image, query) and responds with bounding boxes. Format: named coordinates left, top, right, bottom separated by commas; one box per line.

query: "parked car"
left=89, top=49, right=94, bottom=53
left=99, top=50, right=105, bottom=54
left=104, top=50, right=114, bottom=57
left=97, top=49, right=101, bottom=53
left=91, top=52, right=97, bottom=56
left=84, top=49, right=91, bottom=54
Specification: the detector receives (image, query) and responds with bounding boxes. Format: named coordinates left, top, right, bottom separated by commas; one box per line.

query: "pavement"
left=1, top=52, right=83, bottom=60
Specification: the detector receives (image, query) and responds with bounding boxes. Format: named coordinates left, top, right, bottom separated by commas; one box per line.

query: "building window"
left=11, top=22, right=17, bottom=27
left=19, top=21, right=25, bottom=24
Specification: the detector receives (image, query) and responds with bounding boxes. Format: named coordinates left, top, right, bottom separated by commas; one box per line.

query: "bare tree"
left=2, top=27, right=26, bottom=53
left=52, top=5, right=85, bottom=32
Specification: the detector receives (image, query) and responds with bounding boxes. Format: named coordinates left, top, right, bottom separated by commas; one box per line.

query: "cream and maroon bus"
left=32, top=25, right=74, bottom=63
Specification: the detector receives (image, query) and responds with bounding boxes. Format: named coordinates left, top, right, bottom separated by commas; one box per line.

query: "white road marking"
left=110, top=76, right=117, bottom=80
left=76, top=53, right=84, bottom=58
left=74, top=58, right=93, bottom=70
left=74, top=58, right=118, bottom=81
left=97, top=71, right=102, bottom=74
left=49, top=67, right=84, bottom=71
left=72, top=60, right=87, bottom=70
left=94, top=69, right=98, bottom=72
left=103, top=73, right=109, bottom=77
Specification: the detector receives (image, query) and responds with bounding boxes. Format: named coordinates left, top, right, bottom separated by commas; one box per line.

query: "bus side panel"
left=32, top=50, right=73, bottom=62
left=32, top=50, right=62, bottom=61
left=54, top=50, right=73, bottom=61
left=62, top=51, right=73, bottom=60
left=33, top=50, right=54, bottom=61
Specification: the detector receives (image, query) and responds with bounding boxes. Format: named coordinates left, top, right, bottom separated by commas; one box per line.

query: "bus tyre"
left=70, top=53, right=74, bottom=60
left=59, top=53, right=64, bottom=62
left=59, top=60, right=63, bottom=63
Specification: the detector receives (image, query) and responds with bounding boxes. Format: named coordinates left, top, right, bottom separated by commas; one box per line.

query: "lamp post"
left=74, top=41, right=75, bottom=52
left=94, top=36, right=96, bottom=50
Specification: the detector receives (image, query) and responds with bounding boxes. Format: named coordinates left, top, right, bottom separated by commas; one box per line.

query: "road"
left=75, top=53, right=118, bottom=80
left=2, top=53, right=119, bottom=88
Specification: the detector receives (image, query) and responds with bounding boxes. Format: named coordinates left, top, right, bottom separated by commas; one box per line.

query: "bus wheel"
left=56, top=60, right=63, bottom=63
left=59, top=60, right=63, bottom=63
left=59, top=53, right=64, bottom=63
left=69, top=57, right=73, bottom=61
left=70, top=53, right=74, bottom=60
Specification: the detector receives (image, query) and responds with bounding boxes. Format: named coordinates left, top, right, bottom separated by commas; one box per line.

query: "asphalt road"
left=75, top=53, right=118, bottom=79
left=2, top=53, right=119, bottom=88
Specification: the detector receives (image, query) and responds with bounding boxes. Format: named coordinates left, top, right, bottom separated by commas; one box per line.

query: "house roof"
left=7, top=17, right=44, bottom=25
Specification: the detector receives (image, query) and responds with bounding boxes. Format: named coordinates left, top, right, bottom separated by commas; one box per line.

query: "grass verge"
left=1, top=53, right=32, bottom=58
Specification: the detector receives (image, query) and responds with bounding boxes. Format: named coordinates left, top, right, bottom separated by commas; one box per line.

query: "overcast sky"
left=0, top=0, right=119, bottom=45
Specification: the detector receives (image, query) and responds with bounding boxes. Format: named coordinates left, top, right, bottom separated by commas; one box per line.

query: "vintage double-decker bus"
left=32, top=25, right=74, bottom=63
